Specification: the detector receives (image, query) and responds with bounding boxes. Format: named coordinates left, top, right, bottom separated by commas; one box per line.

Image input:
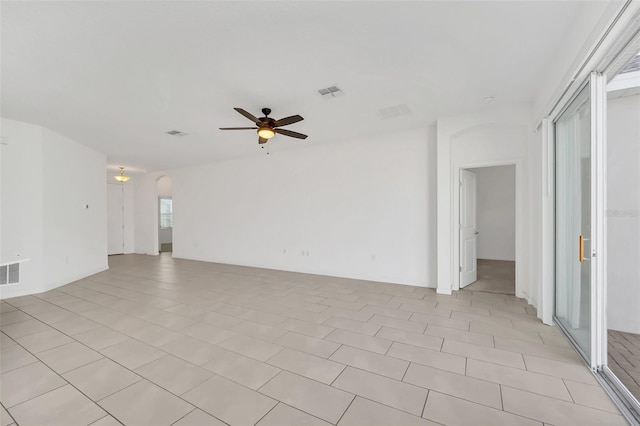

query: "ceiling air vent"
left=377, top=104, right=412, bottom=119
left=166, top=130, right=187, bottom=136
left=318, top=85, right=344, bottom=97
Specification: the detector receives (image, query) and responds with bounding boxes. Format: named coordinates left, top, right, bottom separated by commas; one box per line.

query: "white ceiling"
left=1, top=1, right=614, bottom=171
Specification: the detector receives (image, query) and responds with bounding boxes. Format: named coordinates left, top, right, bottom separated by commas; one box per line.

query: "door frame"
left=452, top=159, right=523, bottom=297
left=107, top=182, right=125, bottom=255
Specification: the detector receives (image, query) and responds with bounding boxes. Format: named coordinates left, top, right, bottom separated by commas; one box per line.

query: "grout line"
left=334, top=394, right=356, bottom=425
left=0, top=401, right=18, bottom=425
left=251, top=402, right=279, bottom=426
left=400, top=361, right=411, bottom=382
left=87, top=413, right=122, bottom=425
left=421, top=389, right=430, bottom=417
left=561, top=378, right=576, bottom=403
left=3, top=256, right=610, bottom=426
left=3, top=306, right=207, bottom=424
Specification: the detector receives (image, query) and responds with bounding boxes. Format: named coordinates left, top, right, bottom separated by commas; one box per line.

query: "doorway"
left=459, top=165, right=516, bottom=295
left=107, top=183, right=125, bottom=255
left=157, top=176, right=173, bottom=254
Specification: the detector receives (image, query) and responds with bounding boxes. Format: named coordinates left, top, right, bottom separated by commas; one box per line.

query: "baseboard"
left=172, top=253, right=435, bottom=289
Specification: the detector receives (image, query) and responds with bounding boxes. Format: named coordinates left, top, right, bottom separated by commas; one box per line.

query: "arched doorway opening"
left=157, top=175, right=173, bottom=254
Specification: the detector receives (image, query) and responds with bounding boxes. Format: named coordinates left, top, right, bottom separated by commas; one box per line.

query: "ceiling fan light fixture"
left=114, top=166, right=130, bottom=182
left=257, top=126, right=275, bottom=139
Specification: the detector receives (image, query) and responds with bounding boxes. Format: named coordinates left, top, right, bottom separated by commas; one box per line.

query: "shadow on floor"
left=464, top=259, right=515, bottom=295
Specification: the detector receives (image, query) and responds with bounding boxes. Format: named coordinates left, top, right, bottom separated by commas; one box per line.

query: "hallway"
left=464, top=260, right=516, bottom=296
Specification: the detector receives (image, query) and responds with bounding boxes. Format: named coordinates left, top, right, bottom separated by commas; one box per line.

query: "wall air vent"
left=0, top=263, right=19, bottom=285
left=318, top=85, right=344, bottom=97
left=166, top=130, right=187, bottom=136
left=377, top=104, right=412, bottom=119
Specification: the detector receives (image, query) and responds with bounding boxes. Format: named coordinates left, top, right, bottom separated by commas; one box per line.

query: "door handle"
left=579, top=235, right=584, bottom=263
left=474, top=231, right=479, bottom=235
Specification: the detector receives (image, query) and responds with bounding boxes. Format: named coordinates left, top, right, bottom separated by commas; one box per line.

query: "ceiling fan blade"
left=234, top=108, right=261, bottom=124
left=273, top=115, right=304, bottom=127
left=219, top=127, right=258, bottom=130
left=258, top=137, right=268, bottom=144
left=275, top=128, right=308, bottom=139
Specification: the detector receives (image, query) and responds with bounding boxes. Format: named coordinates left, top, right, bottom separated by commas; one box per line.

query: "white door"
left=107, top=183, right=124, bottom=255
left=460, top=169, right=478, bottom=287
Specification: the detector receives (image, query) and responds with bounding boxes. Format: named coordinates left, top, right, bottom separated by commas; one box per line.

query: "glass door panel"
left=555, top=84, right=592, bottom=359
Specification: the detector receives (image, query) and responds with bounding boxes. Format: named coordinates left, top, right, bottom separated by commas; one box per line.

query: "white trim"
left=540, top=117, right=555, bottom=325
left=153, top=174, right=170, bottom=255
left=452, top=159, right=523, bottom=298
left=0, top=256, right=29, bottom=267
left=591, top=72, right=608, bottom=370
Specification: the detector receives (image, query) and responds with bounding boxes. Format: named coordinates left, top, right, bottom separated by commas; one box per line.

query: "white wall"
left=0, top=119, right=44, bottom=297
left=0, top=118, right=108, bottom=298
left=468, top=165, right=516, bottom=261
left=607, top=94, right=640, bottom=334
left=436, top=105, right=535, bottom=304
left=41, top=127, right=108, bottom=289
left=132, top=128, right=437, bottom=287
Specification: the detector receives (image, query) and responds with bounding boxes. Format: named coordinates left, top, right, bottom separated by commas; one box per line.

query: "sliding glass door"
left=555, top=83, right=594, bottom=360
left=553, top=23, right=640, bottom=422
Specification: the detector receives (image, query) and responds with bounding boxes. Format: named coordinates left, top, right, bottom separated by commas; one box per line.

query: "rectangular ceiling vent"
left=318, top=85, right=344, bottom=97
left=166, top=130, right=187, bottom=136
left=377, top=104, right=412, bottom=119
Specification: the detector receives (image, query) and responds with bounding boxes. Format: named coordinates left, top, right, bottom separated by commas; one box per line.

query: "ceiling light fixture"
left=114, top=166, right=130, bottom=182
left=257, top=126, right=275, bottom=139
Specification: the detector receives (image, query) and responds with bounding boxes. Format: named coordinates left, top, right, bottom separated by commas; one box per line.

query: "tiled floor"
left=609, top=329, right=640, bottom=402
left=464, top=259, right=515, bottom=295
left=0, top=254, right=627, bottom=426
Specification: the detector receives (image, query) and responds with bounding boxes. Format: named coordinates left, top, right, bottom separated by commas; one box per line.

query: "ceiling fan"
left=219, top=108, right=308, bottom=144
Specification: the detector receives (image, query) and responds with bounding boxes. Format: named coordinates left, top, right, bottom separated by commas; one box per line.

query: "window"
left=159, top=198, right=172, bottom=228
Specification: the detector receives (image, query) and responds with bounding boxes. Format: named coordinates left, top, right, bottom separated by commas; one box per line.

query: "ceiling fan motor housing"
left=219, top=107, right=308, bottom=143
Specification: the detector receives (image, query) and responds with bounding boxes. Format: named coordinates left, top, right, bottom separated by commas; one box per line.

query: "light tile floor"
left=0, top=254, right=627, bottom=426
